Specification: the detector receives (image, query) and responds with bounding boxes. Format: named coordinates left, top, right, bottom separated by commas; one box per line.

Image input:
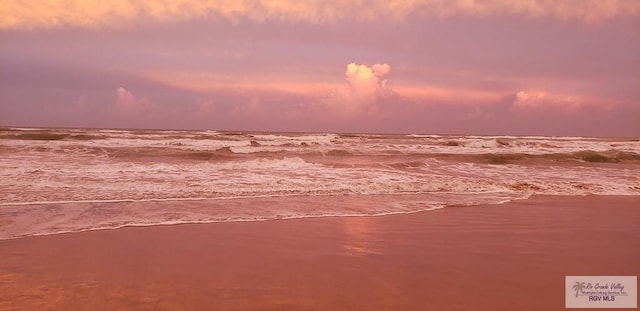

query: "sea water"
left=1, top=127, right=638, bottom=239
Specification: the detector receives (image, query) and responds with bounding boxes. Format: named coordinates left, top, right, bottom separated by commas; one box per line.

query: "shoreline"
left=1, top=195, right=639, bottom=310
left=0, top=192, right=526, bottom=240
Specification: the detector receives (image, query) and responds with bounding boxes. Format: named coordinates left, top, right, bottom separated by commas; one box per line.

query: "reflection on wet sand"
left=342, top=216, right=382, bottom=256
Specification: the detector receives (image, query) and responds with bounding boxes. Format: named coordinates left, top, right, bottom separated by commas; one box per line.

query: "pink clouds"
left=513, top=91, right=574, bottom=109
left=345, top=63, right=390, bottom=91
left=510, top=90, right=613, bottom=112
left=1, top=1, right=638, bottom=136
left=3, top=0, right=638, bottom=30
left=324, top=63, right=396, bottom=115
left=115, top=87, right=150, bottom=113
left=110, top=87, right=225, bottom=128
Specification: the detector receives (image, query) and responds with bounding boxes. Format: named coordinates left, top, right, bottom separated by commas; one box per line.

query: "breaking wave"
left=1, top=127, right=639, bottom=240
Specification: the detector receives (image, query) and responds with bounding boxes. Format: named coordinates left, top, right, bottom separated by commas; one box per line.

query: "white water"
left=0, top=127, right=638, bottom=239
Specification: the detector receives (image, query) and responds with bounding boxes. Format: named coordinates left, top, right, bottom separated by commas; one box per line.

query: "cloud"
left=511, top=90, right=584, bottom=110
left=345, top=63, right=391, bottom=96
left=141, top=70, right=333, bottom=97
left=115, top=87, right=150, bottom=112
left=112, top=87, right=224, bottom=128
left=2, top=0, right=638, bottom=29
left=324, top=63, right=396, bottom=115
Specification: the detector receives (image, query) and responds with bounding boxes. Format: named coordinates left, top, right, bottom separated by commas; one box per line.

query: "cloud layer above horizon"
left=1, top=0, right=638, bottom=135
left=4, top=0, right=640, bottom=29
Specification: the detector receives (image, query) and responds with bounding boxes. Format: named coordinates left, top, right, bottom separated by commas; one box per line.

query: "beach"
left=3, top=2, right=640, bottom=310
left=1, top=195, right=638, bottom=310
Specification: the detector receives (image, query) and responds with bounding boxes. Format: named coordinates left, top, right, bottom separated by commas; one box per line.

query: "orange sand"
left=0, top=195, right=638, bottom=310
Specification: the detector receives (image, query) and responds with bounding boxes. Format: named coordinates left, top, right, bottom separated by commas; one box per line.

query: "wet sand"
left=1, top=195, right=638, bottom=310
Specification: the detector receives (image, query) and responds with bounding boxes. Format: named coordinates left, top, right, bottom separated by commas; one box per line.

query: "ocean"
left=1, top=127, right=638, bottom=240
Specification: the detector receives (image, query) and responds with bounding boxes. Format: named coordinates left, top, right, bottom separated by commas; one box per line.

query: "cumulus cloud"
left=115, top=87, right=150, bottom=112
left=324, top=63, right=396, bottom=115
left=2, top=0, right=638, bottom=29
left=345, top=63, right=391, bottom=95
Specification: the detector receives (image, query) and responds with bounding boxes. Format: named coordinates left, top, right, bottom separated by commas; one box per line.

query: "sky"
left=1, top=0, right=639, bottom=136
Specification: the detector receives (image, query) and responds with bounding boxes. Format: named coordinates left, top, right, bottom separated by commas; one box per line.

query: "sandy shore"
left=1, top=195, right=638, bottom=310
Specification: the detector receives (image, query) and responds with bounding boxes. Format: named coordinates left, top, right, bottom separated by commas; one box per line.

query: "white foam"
left=2, top=129, right=640, bottom=239
left=251, top=133, right=338, bottom=146
left=2, top=151, right=637, bottom=207
left=406, top=134, right=443, bottom=138
left=7, top=127, right=44, bottom=131
left=0, top=193, right=529, bottom=240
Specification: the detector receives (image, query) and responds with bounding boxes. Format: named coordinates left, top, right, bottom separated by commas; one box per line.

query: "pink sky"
left=1, top=1, right=639, bottom=136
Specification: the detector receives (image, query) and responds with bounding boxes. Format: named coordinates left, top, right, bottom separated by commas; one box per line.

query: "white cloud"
left=325, top=63, right=396, bottom=115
